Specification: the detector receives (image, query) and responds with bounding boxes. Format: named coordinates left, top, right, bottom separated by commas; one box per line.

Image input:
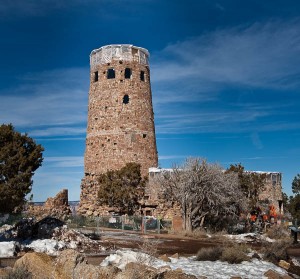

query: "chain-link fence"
left=67, top=215, right=172, bottom=234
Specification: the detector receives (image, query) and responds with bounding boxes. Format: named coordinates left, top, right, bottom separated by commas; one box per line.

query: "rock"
left=14, top=252, right=54, bottom=279
left=160, top=269, right=198, bottom=279
left=27, top=189, right=71, bottom=220
left=86, top=210, right=93, bottom=216
left=117, top=262, right=158, bottom=279
left=279, top=260, right=290, bottom=270
left=97, top=266, right=120, bottom=279
left=159, top=254, right=171, bottom=262
left=264, top=269, right=283, bottom=279
left=251, top=252, right=261, bottom=259
left=288, top=261, right=300, bottom=276
left=54, top=249, right=85, bottom=279
left=158, top=265, right=172, bottom=272
left=15, top=218, right=35, bottom=239
left=170, top=253, right=179, bottom=259
left=35, top=217, right=65, bottom=239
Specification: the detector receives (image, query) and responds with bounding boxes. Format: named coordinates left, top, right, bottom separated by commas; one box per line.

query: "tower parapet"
left=90, top=44, right=149, bottom=68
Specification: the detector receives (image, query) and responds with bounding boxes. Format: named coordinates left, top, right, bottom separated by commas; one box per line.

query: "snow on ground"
left=101, top=249, right=287, bottom=279
left=225, top=233, right=275, bottom=243
left=0, top=241, right=18, bottom=257
left=23, top=239, right=68, bottom=256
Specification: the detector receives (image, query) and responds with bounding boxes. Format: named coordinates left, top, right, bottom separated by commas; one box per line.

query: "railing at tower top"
left=90, top=45, right=149, bottom=67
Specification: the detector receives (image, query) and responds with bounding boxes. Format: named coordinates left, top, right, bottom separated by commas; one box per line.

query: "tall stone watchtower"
left=78, top=44, right=158, bottom=216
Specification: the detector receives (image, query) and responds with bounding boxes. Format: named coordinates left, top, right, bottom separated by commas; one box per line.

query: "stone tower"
left=78, top=44, right=158, bottom=216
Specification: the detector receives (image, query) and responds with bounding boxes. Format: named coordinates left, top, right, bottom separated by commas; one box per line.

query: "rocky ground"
left=1, top=217, right=300, bottom=278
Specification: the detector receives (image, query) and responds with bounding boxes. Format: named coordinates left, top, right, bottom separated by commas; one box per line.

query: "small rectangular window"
left=271, top=174, right=277, bottom=186
left=125, top=68, right=131, bottom=79
left=94, top=71, right=98, bottom=82
left=107, top=68, right=115, bottom=79
left=140, top=71, right=145, bottom=81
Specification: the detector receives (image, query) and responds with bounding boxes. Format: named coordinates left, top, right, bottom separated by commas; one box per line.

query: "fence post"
left=157, top=218, right=161, bottom=234
left=143, top=217, right=147, bottom=234
left=96, top=217, right=100, bottom=236
left=121, top=215, right=124, bottom=230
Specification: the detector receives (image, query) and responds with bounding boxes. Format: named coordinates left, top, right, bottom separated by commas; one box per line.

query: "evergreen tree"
left=226, top=163, right=266, bottom=209
left=0, top=124, right=44, bottom=213
left=292, top=174, right=300, bottom=195
left=98, top=163, right=146, bottom=214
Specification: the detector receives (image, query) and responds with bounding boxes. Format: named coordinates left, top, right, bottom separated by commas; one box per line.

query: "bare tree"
left=158, top=158, right=247, bottom=231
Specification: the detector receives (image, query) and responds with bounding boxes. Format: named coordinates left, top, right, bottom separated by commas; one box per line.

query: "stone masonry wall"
left=78, top=45, right=158, bottom=215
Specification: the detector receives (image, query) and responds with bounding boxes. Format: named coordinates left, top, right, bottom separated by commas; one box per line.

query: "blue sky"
left=1, top=0, right=300, bottom=201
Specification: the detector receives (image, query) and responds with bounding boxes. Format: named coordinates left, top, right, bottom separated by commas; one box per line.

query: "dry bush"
left=262, top=239, right=292, bottom=264
left=220, top=246, right=250, bottom=264
left=176, top=228, right=208, bottom=239
left=266, top=224, right=290, bottom=240
left=196, top=246, right=223, bottom=261
left=196, top=243, right=250, bottom=264
left=3, top=267, right=32, bottom=279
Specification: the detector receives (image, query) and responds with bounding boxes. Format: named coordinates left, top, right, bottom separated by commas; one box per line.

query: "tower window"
left=125, top=68, right=132, bottom=79
left=123, top=94, right=129, bottom=104
left=94, top=71, right=98, bottom=82
left=143, top=134, right=147, bottom=138
left=140, top=71, right=145, bottom=81
left=107, top=68, right=115, bottom=79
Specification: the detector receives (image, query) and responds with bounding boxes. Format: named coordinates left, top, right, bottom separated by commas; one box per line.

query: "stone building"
left=78, top=44, right=158, bottom=216
left=255, top=171, right=283, bottom=214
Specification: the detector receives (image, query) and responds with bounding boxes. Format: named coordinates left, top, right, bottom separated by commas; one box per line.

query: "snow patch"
left=101, top=249, right=287, bottom=279
left=0, top=241, right=18, bottom=257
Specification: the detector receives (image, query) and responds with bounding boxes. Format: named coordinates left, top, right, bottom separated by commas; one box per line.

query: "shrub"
left=262, top=239, right=291, bottom=264
left=220, top=246, right=250, bottom=264
left=4, top=267, right=32, bottom=279
left=266, top=224, right=290, bottom=240
left=196, top=246, right=223, bottom=261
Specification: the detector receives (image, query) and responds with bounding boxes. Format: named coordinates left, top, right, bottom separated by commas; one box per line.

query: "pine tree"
left=0, top=124, right=44, bottom=213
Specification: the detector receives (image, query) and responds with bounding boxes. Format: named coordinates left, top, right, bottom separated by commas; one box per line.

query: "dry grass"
left=196, top=246, right=223, bottom=261
left=176, top=228, right=208, bottom=239
left=220, top=246, right=250, bottom=264
left=262, top=239, right=292, bottom=264
left=196, top=242, right=250, bottom=264
left=3, top=267, right=32, bottom=279
left=266, top=224, right=290, bottom=240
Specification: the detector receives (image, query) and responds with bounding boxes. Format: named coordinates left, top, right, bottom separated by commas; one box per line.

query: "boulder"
left=264, top=269, right=284, bottom=279
left=279, top=260, right=290, bottom=270
left=170, top=253, right=179, bottom=259
left=159, top=254, right=171, bottom=262
left=116, top=262, right=157, bottom=279
left=13, top=252, right=54, bottom=279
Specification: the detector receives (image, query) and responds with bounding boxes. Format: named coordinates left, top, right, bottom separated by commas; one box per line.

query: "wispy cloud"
left=0, top=67, right=88, bottom=137
left=151, top=19, right=300, bottom=135
left=44, top=156, right=84, bottom=168
left=152, top=19, right=300, bottom=89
